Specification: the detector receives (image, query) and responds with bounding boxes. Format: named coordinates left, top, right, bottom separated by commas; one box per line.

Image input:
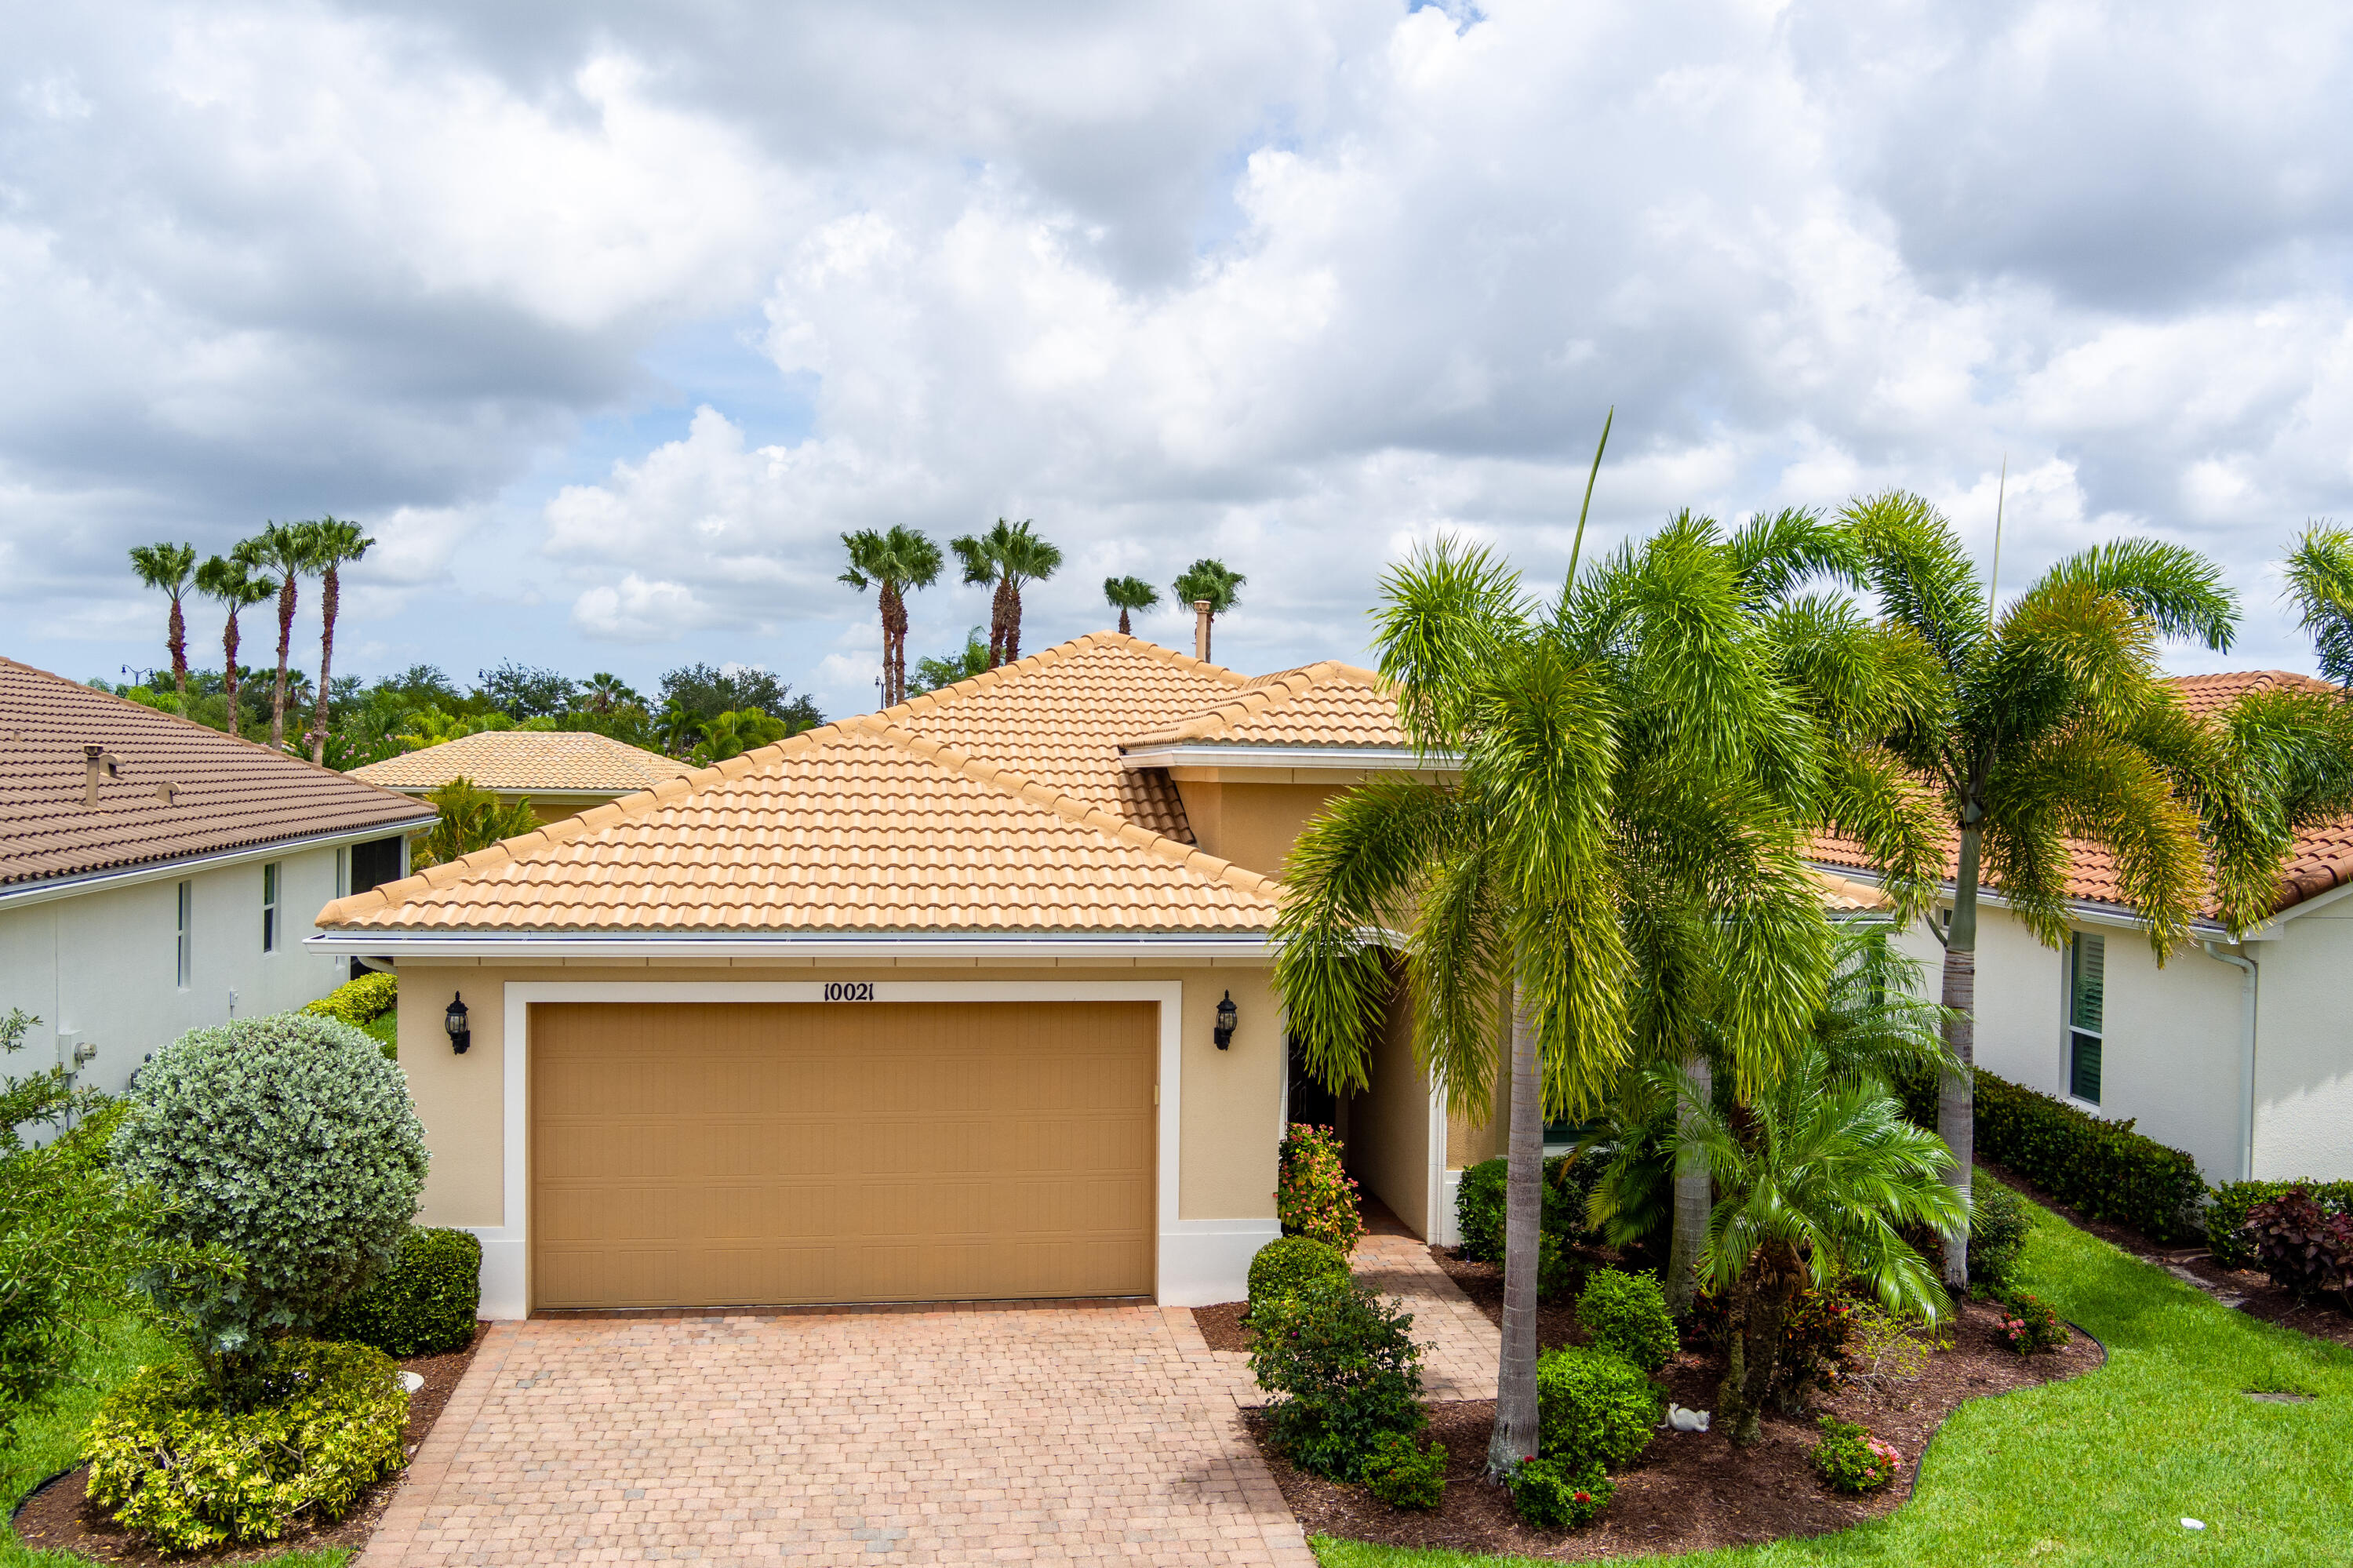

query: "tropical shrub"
left=1576, top=1270, right=1678, bottom=1373
left=304, top=971, right=398, bottom=1028
left=1993, top=1289, right=2071, bottom=1354
left=113, top=1013, right=429, bottom=1395
left=1362, top=1431, right=1447, bottom=1509
left=316, top=1227, right=481, bottom=1357
left=1811, top=1415, right=1901, bottom=1493
left=1537, top=1231, right=1580, bottom=1301
left=1966, top=1178, right=2031, bottom=1288
left=2242, top=1188, right=2353, bottom=1309
left=2209, top=1181, right=2353, bottom=1271
left=1841, top=1302, right=1945, bottom=1394
left=1246, top=1235, right=1351, bottom=1319
left=1534, top=1346, right=1660, bottom=1473
left=1249, top=1278, right=1424, bottom=1481
left=1276, top=1124, right=1363, bottom=1256
left=409, top=777, right=540, bottom=870
left=82, top=1340, right=408, bottom=1551
left=1509, top=1457, right=1613, bottom=1530
left=1455, top=1153, right=1595, bottom=1263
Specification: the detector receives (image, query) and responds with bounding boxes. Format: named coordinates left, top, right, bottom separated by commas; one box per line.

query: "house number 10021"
left=822, top=982, right=875, bottom=1002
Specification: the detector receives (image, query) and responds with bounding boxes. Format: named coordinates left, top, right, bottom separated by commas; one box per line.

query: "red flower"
left=1573, top=1491, right=1592, bottom=1503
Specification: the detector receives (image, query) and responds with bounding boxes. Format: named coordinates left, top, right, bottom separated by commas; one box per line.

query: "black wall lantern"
left=1213, top=990, right=1238, bottom=1050
left=445, top=993, right=471, bottom=1054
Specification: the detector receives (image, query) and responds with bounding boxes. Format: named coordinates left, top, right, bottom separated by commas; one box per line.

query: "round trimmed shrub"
left=113, top=1013, right=428, bottom=1392
left=1535, top=1346, right=1660, bottom=1472
left=1247, top=1235, right=1351, bottom=1318
left=1249, top=1277, right=1426, bottom=1481
left=1575, top=1269, right=1678, bottom=1373
left=317, top=1227, right=482, bottom=1357
left=82, top=1338, right=408, bottom=1552
left=1510, top=1456, right=1613, bottom=1530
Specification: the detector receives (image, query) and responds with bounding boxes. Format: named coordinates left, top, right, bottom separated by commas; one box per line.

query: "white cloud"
left=571, top=574, right=711, bottom=643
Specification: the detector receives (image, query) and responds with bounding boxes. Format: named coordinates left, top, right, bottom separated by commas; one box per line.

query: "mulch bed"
left=1246, top=1294, right=2102, bottom=1560
left=13, top=1322, right=489, bottom=1565
left=1194, top=1299, right=1253, bottom=1354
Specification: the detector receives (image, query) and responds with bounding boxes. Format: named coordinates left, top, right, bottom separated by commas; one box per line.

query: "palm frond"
left=2032, top=538, right=2237, bottom=652
left=1841, top=491, right=1986, bottom=673
left=2283, top=523, right=2353, bottom=688
left=1726, top=507, right=1863, bottom=608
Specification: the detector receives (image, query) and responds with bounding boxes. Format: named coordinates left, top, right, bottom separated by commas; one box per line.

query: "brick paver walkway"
left=1345, top=1231, right=1502, bottom=1401
left=359, top=1304, right=1314, bottom=1567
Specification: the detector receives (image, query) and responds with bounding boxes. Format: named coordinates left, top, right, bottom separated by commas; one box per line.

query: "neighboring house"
left=0, top=656, right=436, bottom=1098
left=309, top=633, right=1879, bottom=1319
left=350, top=729, right=695, bottom=824
left=1812, top=670, right=2353, bottom=1185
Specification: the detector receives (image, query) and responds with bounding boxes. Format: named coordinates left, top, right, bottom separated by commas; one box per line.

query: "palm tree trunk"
left=269, top=577, right=297, bottom=750
left=1719, top=1264, right=1793, bottom=1446
left=309, top=566, right=340, bottom=764
left=167, top=598, right=188, bottom=699
left=222, top=613, right=242, bottom=736
left=989, top=579, right=1015, bottom=668
left=1118, top=607, right=1132, bottom=635
left=1665, top=1053, right=1711, bottom=1315
left=1005, top=584, right=1024, bottom=664
left=1486, top=984, right=1544, bottom=1479
left=1938, top=818, right=1982, bottom=1291
left=880, top=583, right=907, bottom=707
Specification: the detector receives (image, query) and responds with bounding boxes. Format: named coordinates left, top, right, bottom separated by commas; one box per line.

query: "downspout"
left=2199, top=942, right=2257, bottom=1182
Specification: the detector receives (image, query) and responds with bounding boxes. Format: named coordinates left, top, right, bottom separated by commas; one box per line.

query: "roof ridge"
left=1126, top=659, right=1392, bottom=747
left=867, top=631, right=1253, bottom=732
left=847, top=715, right=1281, bottom=904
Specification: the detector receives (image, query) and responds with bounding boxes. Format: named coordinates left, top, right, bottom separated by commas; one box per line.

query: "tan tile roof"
left=350, top=729, right=693, bottom=795
left=1123, top=661, right=1409, bottom=749
left=1809, top=671, right=2353, bottom=919
left=0, top=656, right=434, bottom=890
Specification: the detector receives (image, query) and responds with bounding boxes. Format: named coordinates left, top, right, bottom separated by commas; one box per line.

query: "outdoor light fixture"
left=1213, top=990, right=1238, bottom=1050
left=445, top=994, right=471, bottom=1055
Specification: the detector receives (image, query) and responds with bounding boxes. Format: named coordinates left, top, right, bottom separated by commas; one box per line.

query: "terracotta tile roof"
left=1809, top=671, right=2353, bottom=919
left=350, top=729, right=693, bottom=795
left=0, top=656, right=435, bottom=891
left=1812, top=870, right=1888, bottom=913
left=1124, top=662, right=1410, bottom=750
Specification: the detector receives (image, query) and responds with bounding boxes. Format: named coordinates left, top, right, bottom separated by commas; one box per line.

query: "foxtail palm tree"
left=1104, top=575, right=1159, bottom=635
left=245, top=521, right=321, bottom=751
left=194, top=548, right=275, bottom=737
left=127, top=543, right=198, bottom=700
left=304, top=518, right=373, bottom=763
left=1173, top=558, right=1244, bottom=660
left=952, top=519, right=1063, bottom=667
left=840, top=526, right=945, bottom=707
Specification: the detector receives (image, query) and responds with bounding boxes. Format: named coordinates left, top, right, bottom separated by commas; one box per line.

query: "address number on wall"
left=821, top=982, right=877, bottom=1002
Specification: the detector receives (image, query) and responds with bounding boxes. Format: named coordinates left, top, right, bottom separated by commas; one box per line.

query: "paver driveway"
left=358, top=1304, right=1318, bottom=1567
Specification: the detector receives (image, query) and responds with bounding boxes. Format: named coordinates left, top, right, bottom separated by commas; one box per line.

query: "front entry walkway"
left=360, top=1304, right=1314, bottom=1567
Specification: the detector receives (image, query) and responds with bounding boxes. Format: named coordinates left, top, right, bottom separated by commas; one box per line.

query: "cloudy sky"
left=5, top=0, right=2351, bottom=716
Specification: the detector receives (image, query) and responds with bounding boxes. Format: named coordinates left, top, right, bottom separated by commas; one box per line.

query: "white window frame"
left=174, top=880, right=193, bottom=989
left=261, top=862, right=281, bottom=954
left=2067, top=930, right=2104, bottom=1108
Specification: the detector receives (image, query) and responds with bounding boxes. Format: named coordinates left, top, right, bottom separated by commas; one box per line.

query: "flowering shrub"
left=1276, top=1124, right=1363, bottom=1256
left=1249, top=1278, right=1424, bottom=1480
left=1246, top=1236, right=1351, bottom=1320
left=1363, top=1431, right=1447, bottom=1509
left=2242, top=1187, right=2353, bottom=1310
left=1508, top=1456, right=1614, bottom=1529
left=1535, top=1346, right=1660, bottom=1472
left=1993, top=1289, right=2071, bottom=1354
left=1811, top=1415, right=1900, bottom=1493
left=1576, top=1269, right=1678, bottom=1373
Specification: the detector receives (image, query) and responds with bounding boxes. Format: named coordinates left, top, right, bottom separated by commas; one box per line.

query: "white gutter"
left=303, top=930, right=1275, bottom=962
left=0, top=816, right=438, bottom=912
left=2200, top=941, right=2259, bottom=1183
left=1803, top=861, right=2235, bottom=943
left=1118, top=743, right=1456, bottom=772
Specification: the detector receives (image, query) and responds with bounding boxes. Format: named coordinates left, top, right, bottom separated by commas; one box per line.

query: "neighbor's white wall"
left=2246, top=910, right=2353, bottom=1181
left=0, top=846, right=351, bottom=1097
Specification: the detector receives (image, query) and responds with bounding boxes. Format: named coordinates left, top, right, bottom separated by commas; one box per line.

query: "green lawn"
left=0, top=1312, right=350, bottom=1567
left=1315, top=1196, right=2353, bottom=1568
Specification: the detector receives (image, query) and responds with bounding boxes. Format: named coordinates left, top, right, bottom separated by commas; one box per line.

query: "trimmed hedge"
left=1247, top=1236, right=1351, bottom=1319
left=1535, top=1346, right=1660, bottom=1473
left=317, top=1227, right=481, bottom=1357
left=1455, top=1153, right=1591, bottom=1264
left=303, top=972, right=398, bottom=1028
left=2208, top=1181, right=2353, bottom=1271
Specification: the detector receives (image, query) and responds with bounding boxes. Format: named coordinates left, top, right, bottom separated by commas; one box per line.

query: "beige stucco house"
left=350, top=729, right=694, bottom=825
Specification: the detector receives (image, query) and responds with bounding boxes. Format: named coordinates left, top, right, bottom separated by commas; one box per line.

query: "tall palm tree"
left=951, top=518, right=1063, bottom=667
left=840, top=526, right=945, bottom=707
left=1104, top=575, right=1159, bottom=635
left=245, top=521, right=321, bottom=751
left=1173, top=558, right=1245, bottom=660
left=1846, top=493, right=2339, bottom=1286
left=194, top=548, right=275, bottom=737
left=304, top=518, right=374, bottom=763
left=126, top=543, right=198, bottom=700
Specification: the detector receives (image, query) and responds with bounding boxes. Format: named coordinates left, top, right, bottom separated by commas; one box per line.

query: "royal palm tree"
left=951, top=518, right=1063, bottom=667
left=1104, top=575, right=1159, bottom=635
left=1173, top=558, right=1244, bottom=660
left=194, top=548, right=275, bottom=737
left=1845, top=493, right=2342, bottom=1285
left=127, top=542, right=198, bottom=700
left=841, top=526, right=946, bottom=708
left=245, top=521, right=321, bottom=751
left=304, top=518, right=374, bottom=763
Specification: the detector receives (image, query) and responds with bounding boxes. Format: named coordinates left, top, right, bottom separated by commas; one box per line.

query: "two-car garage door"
left=529, top=1000, right=1156, bottom=1310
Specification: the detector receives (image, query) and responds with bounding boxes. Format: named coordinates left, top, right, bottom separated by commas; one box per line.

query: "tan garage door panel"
left=531, top=1000, right=1155, bottom=1309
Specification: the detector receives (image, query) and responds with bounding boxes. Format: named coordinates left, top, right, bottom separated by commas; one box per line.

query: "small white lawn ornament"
left=2180, top=1519, right=2206, bottom=1530
left=1664, top=1403, right=1711, bottom=1432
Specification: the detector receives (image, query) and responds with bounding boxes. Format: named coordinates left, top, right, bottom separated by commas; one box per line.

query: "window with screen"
left=262, top=863, right=280, bottom=953
left=2068, top=931, right=2104, bottom=1104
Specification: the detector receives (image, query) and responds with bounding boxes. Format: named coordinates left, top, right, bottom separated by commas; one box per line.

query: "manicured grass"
left=0, top=1311, right=351, bottom=1567
left=1314, top=1194, right=2353, bottom=1567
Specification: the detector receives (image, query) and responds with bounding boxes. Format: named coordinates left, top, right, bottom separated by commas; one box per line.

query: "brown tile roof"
left=1123, top=662, right=1411, bottom=750
left=350, top=729, right=694, bottom=795
left=1809, top=671, right=2353, bottom=919
left=0, top=656, right=435, bottom=891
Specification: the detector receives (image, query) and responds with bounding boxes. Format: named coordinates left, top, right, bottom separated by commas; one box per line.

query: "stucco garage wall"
left=2246, top=911, right=2353, bottom=1180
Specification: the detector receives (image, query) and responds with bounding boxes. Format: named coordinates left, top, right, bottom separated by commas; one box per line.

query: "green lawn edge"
left=1312, top=1189, right=2353, bottom=1568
